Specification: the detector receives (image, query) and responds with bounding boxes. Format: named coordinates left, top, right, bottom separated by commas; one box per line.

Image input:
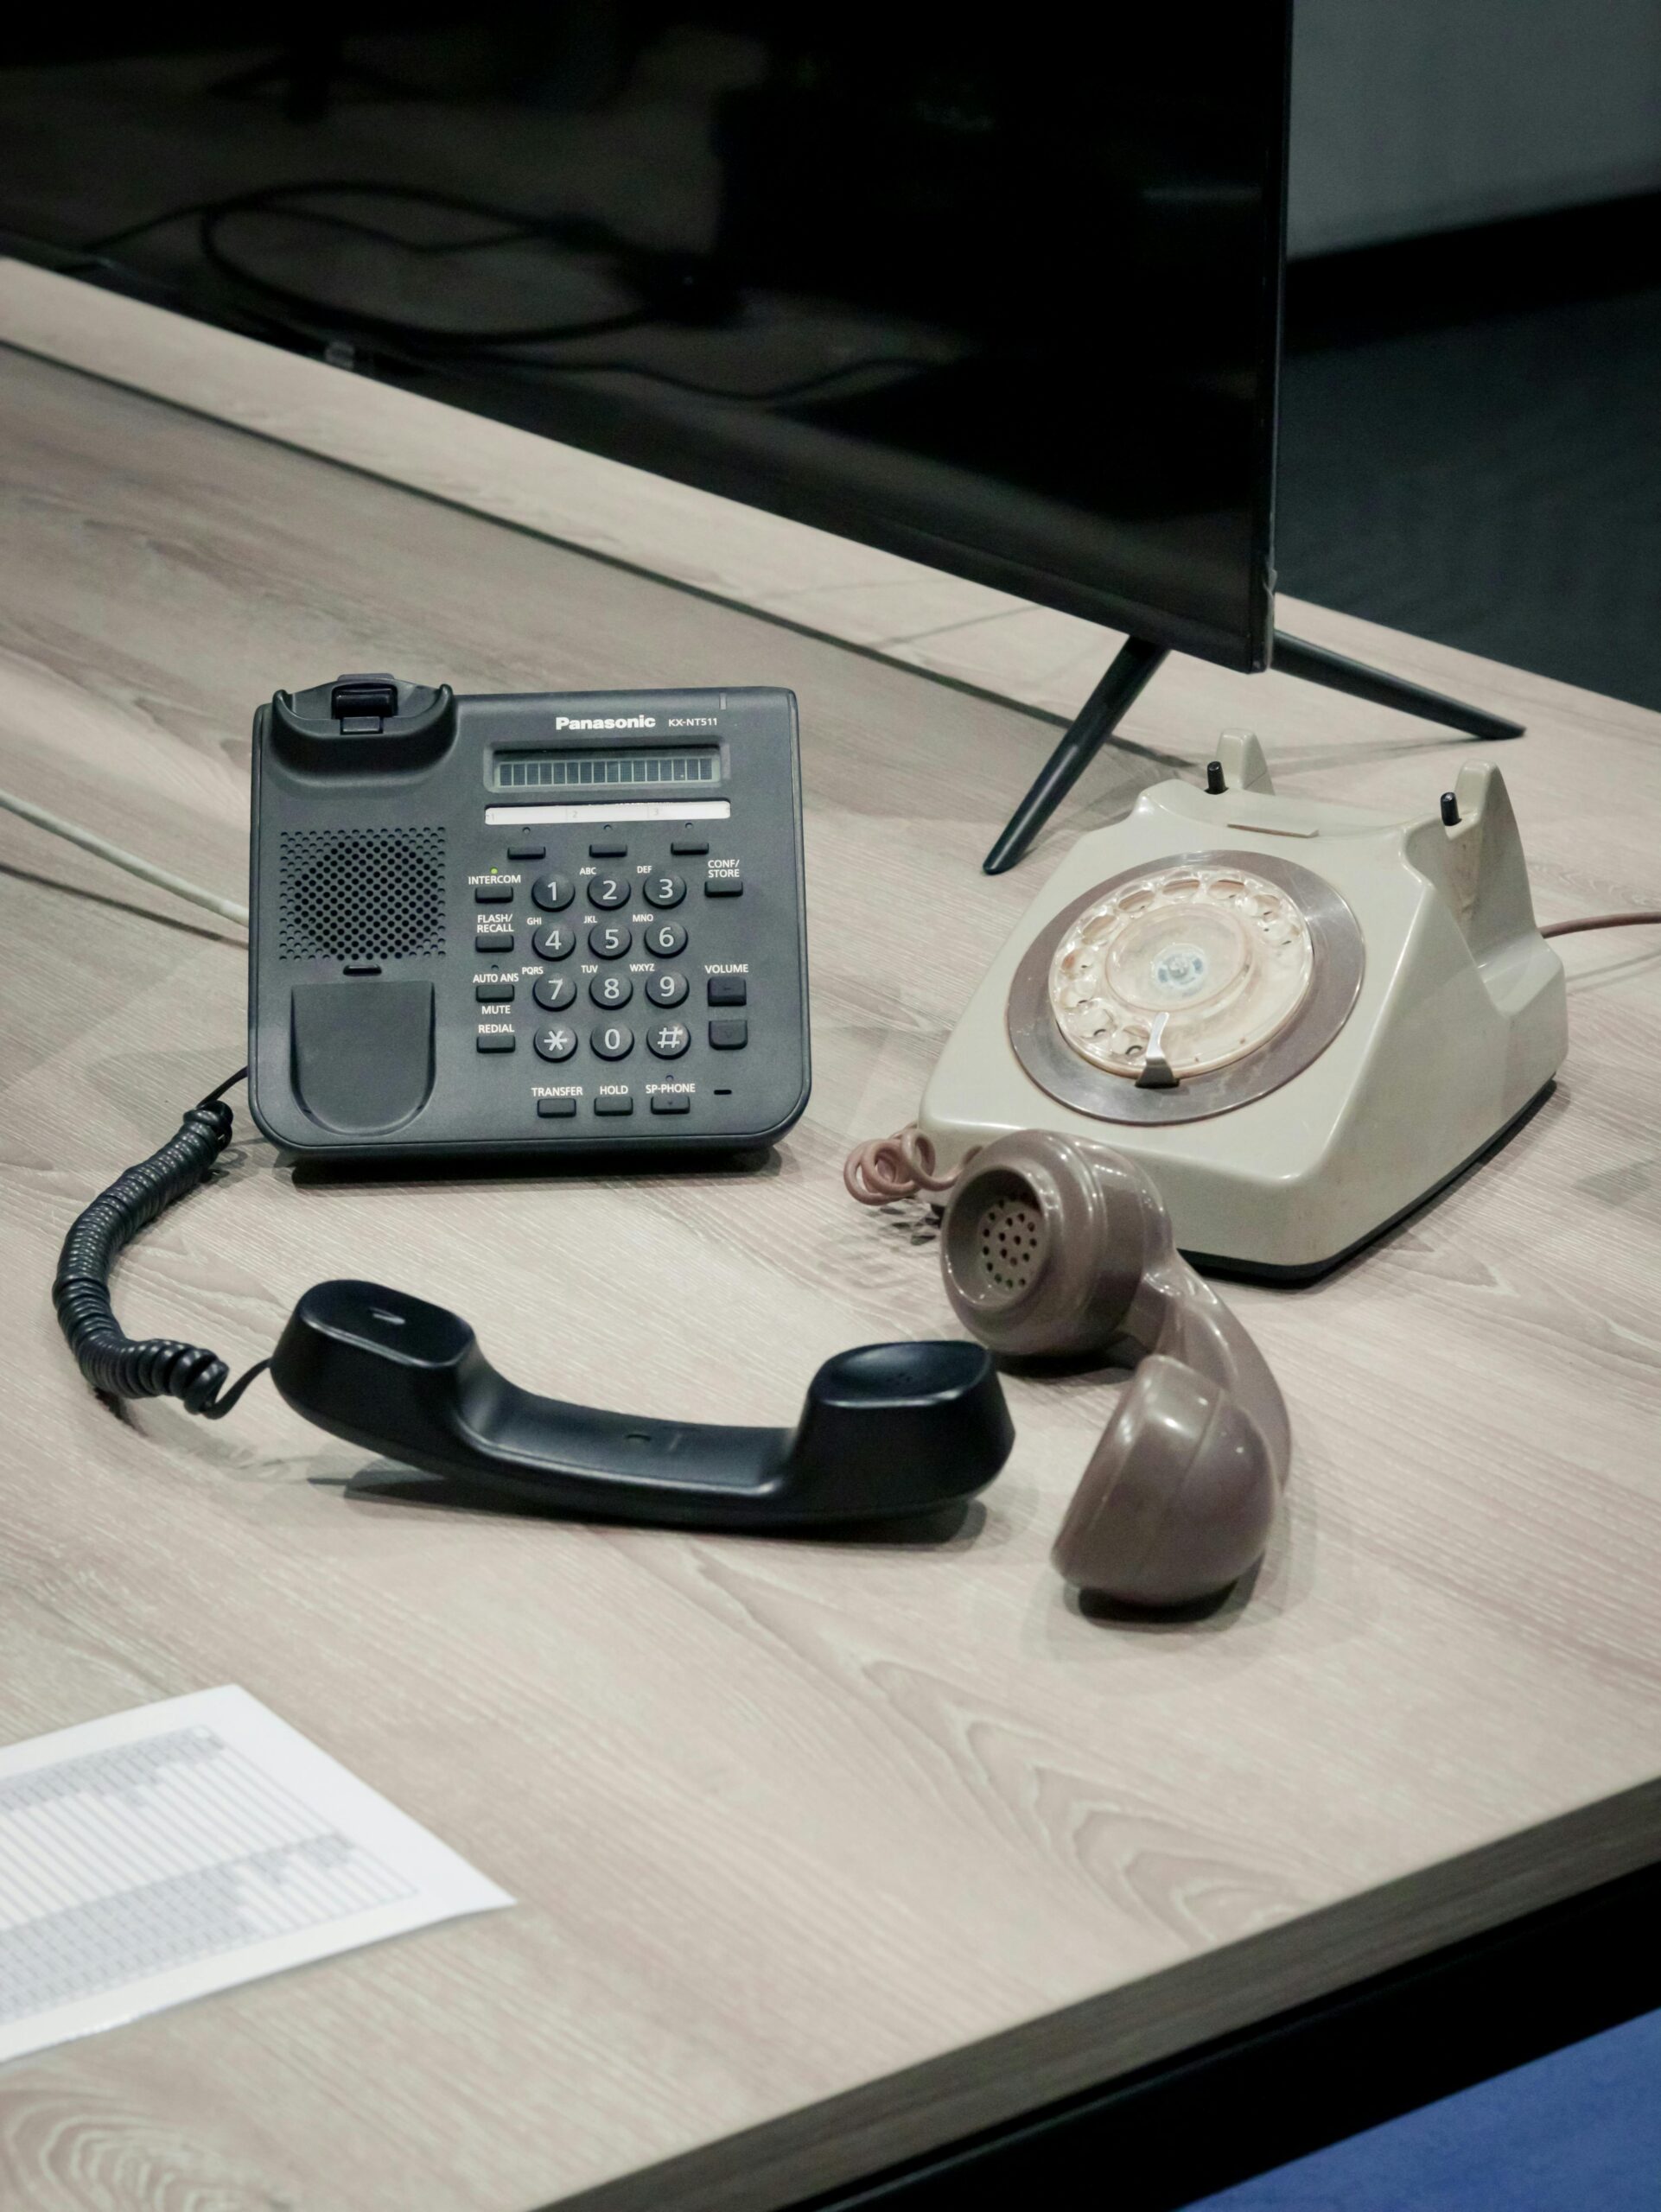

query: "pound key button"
left=647, top=1021, right=690, bottom=1058
left=531, top=874, right=576, bottom=912
left=709, top=1018, right=748, bottom=1050
left=533, top=1026, right=578, bottom=1062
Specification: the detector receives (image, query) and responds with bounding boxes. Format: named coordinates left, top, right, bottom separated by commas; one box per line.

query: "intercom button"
left=474, top=881, right=514, bottom=905
left=532, top=974, right=576, bottom=1012
left=476, top=1030, right=517, bottom=1052
left=645, top=969, right=688, bottom=1007
left=534, top=1025, right=578, bottom=1062
left=670, top=837, right=709, bottom=856
left=537, top=1096, right=577, bottom=1118
left=589, top=840, right=627, bottom=859
left=591, top=1022, right=633, bottom=1060
left=587, top=873, right=631, bottom=908
left=475, top=981, right=515, bottom=1003
left=532, top=922, right=575, bottom=961
left=531, top=874, right=576, bottom=912
left=475, top=929, right=514, bottom=952
left=590, top=971, right=633, bottom=1010
left=645, top=918, right=687, bottom=957
left=594, top=1092, right=634, bottom=1115
left=707, top=975, right=747, bottom=1006
left=709, top=1019, right=748, bottom=1050
left=507, top=841, right=546, bottom=861
left=651, top=1092, right=691, bottom=1114
left=589, top=920, right=633, bottom=959
left=647, top=1021, right=690, bottom=1058
left=644, top=872, right=685, bottom=908
left=704, top=874, right=743, bottom=897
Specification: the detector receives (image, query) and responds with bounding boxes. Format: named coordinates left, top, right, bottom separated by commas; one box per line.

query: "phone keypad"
left=474, top=844, right=764, bottom=1128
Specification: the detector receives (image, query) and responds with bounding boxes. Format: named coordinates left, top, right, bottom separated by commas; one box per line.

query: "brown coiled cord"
left=1541, top=910, right=1661, bottom=938
left=843, top=1125, right=977, bottom=1206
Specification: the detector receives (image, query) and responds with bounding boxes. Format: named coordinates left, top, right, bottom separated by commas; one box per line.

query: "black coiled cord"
left=52, top=1070, right=269, bottom=1419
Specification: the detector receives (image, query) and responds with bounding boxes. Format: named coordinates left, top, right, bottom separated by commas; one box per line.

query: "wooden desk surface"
left=1, top=279, right=1660, bottom=2212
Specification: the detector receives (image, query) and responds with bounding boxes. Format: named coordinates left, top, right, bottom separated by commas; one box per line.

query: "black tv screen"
left=28, top=6, right=1291, bottom=671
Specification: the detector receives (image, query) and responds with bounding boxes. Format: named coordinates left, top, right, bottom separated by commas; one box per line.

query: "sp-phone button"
left=651, top=1093, right=691, bottom=1114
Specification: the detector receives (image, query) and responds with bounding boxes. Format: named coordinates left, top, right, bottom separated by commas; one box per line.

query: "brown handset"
left=937, top=1131, right=1291, bottom=1607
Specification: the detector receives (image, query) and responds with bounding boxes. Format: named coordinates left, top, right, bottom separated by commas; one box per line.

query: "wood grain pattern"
left=0, top=301, right=1658, bottom=2212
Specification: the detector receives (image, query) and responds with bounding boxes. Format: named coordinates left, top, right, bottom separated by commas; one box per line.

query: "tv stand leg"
left=1272, top=632, right=1524, bottom=742
left=982, top=637, right=1167, bottom=874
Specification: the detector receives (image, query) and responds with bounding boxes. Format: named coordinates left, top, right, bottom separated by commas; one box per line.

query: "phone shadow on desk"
left=315, top=1464, right=987, bottom=1553
left=286, top=1144, right=784, bottom=1192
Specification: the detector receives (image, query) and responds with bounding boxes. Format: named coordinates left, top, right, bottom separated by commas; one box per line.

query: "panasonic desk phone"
left=41, top=677, right=1654, bottom=1612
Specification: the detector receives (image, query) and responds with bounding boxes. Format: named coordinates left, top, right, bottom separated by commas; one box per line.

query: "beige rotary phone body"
left=919, top=734, right=1568, bottom=1277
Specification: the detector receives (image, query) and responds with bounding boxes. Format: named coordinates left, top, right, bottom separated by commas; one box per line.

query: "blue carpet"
left=1188, top=2009, right=1661, bottom=2210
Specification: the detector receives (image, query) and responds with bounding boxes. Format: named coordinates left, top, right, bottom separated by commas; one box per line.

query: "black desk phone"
left=250, top=674, right=811, bottom=1156
left=54, top=671, right=1011, bottom=1535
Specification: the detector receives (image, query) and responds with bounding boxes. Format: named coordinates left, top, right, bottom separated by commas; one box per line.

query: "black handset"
left=270, top=1281, right=1011, bottom=1526
left=249, top=675, right=811, bottom=1158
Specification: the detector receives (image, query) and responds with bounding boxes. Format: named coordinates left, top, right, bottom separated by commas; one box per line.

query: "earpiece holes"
left=974, top=1196, right=1043, bottom=1294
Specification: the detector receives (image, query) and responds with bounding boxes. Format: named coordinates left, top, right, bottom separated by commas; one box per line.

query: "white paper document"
left=0, top=1685, right=512, bottom=2063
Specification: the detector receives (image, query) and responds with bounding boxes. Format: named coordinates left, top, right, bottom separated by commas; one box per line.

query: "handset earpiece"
left=939, top=1131, right=1290, bottom=1606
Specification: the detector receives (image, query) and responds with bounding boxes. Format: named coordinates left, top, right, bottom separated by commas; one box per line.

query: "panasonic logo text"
left=555, top=715, right=658, bottom=731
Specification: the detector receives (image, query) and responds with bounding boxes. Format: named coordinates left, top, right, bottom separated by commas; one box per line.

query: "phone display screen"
left=491, top=747, right=721, bottom=794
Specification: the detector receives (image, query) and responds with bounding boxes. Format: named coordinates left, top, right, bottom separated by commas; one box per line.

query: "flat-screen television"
left=91, top=6, right=1288, bottom=677
left=458, top=6, right=1292, bottom=674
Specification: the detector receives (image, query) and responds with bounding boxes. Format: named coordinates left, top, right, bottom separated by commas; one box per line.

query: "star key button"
left=534, top=1025, right=577, bottom=1062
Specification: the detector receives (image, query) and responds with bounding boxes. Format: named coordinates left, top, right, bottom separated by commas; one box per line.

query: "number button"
left=590, top=971, right=633, bottom=1008
left=647, top=1021, right=690, bottom=1058
left=591, top=1022, right=633, bottom=1059
left=531, top=874, right=575, bottom=912
left=644, top=872, right=685, bottom=908
left=645, top=918, right=687, bottom=957
left=532, top=922, right=575, bottom=961
left=589, top=920, right=633, bottom=958
left=588, top=874, right=630, bottom=908
left=645, top=969, right=688, bottom=1007
left=532, top=974, right=576, bottom=1011
left=534, top=1025, right=577, bottom=1062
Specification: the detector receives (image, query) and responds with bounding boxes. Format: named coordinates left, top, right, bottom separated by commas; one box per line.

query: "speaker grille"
left=278, top=828, right=447, bottom=962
